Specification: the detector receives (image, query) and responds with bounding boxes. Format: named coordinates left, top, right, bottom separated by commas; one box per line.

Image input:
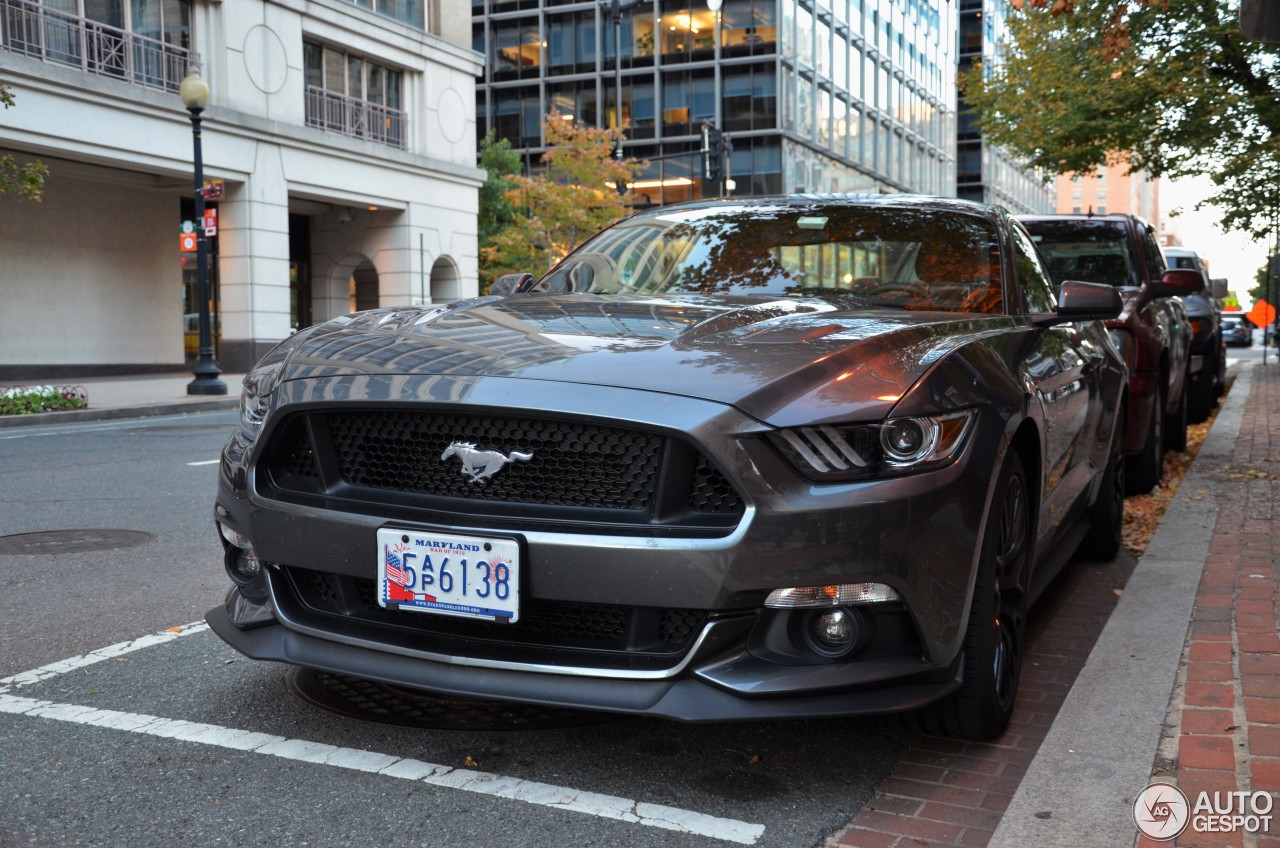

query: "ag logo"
left=1134, top=782, right=1190, bottom=841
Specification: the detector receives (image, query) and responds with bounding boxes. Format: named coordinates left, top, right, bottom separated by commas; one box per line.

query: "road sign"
left=1249, top=299, right=1276, bottom=329
left=203, top=208, right=217, bottom=237
left=180, top=232, right=197, bottom=252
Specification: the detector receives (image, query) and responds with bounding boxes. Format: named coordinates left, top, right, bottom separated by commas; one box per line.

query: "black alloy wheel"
left=913, top=453, right=1030, bottom=740
left=1127, top=384, right=1165, bottom=494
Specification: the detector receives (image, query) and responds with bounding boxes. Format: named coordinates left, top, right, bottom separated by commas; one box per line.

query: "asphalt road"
left=0, top=410, right=913, bottom=848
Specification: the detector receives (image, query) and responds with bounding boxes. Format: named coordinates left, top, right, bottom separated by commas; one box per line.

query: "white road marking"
left=0, top=624, right=766, bottom=845
left=0, top=622, right=209, bottom=690
left=186, top=459, right=220, bottom=466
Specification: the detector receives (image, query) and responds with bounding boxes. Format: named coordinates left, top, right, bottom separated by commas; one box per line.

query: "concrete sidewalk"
left=3, top=364, right=1277, bottom=846
left=0, top=372, right=243, bottom=428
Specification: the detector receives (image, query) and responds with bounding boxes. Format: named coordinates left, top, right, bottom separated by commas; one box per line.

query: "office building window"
left=547, top=11, right=596, bottom=74
left=3, top=0, right=191, bottom=90
left=493, top=18, right=541, bottom=80
left=304, top=42, right=405, bottom=147
left=661, top=69, right=715, bottom=134
left=342, top=0, right=423, bottom=28
left=723, top=65, right=776, bottom=132
left=722, top=0, right=777, bottom=56
left=549, top=80, right=598, bottom=126
left=493, top=85, right=543, bottom=146
left=658, top=1, right=716, bottom=62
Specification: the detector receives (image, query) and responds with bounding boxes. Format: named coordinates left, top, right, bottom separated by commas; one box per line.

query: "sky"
left=1161, top=173, right=1273, bottom=310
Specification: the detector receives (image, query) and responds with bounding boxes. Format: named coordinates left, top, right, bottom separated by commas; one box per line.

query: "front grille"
left=329, top=411, right=661, bottom=510
left=281, top=565, right=709, bottom=659
left=261, top=409, right=744, bottom=531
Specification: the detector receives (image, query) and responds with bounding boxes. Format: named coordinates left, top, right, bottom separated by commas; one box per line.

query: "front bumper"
left=206, top=595, right=961, bottom=721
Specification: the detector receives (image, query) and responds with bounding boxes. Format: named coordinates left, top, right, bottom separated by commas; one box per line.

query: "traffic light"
left=701, top=122, right=724, bottom=182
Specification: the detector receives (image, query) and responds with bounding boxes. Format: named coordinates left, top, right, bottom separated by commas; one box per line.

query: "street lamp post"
left=608, top=0, right=645, bottom=196
left=180, top=65, right=227, bottom=396
left=707, top=0, right=722, bottom=197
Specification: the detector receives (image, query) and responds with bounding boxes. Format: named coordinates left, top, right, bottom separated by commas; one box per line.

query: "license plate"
left=376, top=528, right=520, bottom=623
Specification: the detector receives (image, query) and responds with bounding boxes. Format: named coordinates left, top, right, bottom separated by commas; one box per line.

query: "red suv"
left=1018, top=214, right=1202, bottom=494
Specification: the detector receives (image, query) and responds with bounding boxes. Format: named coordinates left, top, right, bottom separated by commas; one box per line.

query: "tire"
left=1167, top=381, right=1189, bottom=452
left=1188, top=372, right=1213, bottom=424
left=1126, top=384, right=1164, bottom=494
left=913, top=453, right=1030, bottom=741
left=1077, top=420, right=1125, bottom=562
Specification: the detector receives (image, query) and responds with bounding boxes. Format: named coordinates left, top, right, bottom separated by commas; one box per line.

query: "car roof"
left=1016, top=212, right=1155, bottom=231
left=630, top=193, right=1005, bottom=222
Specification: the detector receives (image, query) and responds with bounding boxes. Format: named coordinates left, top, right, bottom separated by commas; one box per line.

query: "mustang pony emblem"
left=442, top=441, right=534, bottom=483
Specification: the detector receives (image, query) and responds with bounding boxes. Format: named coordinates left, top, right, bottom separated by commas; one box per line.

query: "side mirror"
left=1033, top=280, right=1122, bottom=326
left=1210, top=277, right=1229, bottom=299
left=1153, top=268, right=1205, bottom=298
left=490, top=273, right=536, bottom=296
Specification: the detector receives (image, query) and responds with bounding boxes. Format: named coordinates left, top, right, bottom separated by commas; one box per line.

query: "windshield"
left=1023, top=220, right=1137, bottom=288
left=537, top=204, right=1007, bottom=314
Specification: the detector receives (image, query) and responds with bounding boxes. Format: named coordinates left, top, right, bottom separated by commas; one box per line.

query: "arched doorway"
left=430, top=256, right=461, bottom=303
left=351, top=260, right=379, bottom=311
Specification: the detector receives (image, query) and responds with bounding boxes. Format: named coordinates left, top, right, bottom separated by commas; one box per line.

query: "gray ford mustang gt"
left=208, top=194, right=1126, bottom=740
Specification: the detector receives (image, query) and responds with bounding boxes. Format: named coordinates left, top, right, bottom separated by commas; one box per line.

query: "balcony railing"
left=306, top=86, right=407, bottom=150
left=0, top=0, right=193, bottom=93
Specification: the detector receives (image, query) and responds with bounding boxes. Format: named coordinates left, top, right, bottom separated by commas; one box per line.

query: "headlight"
left=1107, top=328, right=1134, bottom=370
left=239, top=384, right=271, bottom=439
left=771, top=410, right=975, bottom=481
left=238, top=359, right=285, bottom=442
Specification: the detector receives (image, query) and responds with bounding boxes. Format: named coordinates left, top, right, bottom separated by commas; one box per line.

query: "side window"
left=1010, top=225, right=1057, bottom=313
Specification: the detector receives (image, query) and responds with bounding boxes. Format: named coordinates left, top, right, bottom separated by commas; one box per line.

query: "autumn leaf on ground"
left=1122, top=398, right=1222, bottom=554
left=464, top=756, right=479, bottom=767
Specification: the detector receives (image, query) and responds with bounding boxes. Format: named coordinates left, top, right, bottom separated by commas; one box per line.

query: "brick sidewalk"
left=830, top=365, right=1280, bottom=848
left=827, top=541, right=1140, bottom=847
left=1137, top=364, right=1280, bottom=848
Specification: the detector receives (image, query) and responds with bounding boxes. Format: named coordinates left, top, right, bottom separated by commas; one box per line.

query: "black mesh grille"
left=282, top=566, right=705, bottom=656
left=690, top=456, right=743, bottom=514
left=327, top=411, right=662, bottom=511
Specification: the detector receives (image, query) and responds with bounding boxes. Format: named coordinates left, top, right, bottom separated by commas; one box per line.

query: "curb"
left=987, top=362, right=1254, bottom=847
left=0, top=399, right=238, bottom=429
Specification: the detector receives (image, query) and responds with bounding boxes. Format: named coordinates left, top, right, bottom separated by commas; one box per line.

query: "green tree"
left=1250, top=260, right=1277, bottom=307
left=0, top=80, right=47, bottom=201
left=477, top=129, right=522, bottom=255
left=960, top=0, right=1280, bottom=238
left=481, top=111, right=643, bottom=289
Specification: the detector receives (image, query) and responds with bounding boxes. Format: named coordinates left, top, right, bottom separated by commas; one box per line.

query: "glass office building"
left=954, top=0, right=1052, bottom=213
left=474, top=0, right=959, bottom=206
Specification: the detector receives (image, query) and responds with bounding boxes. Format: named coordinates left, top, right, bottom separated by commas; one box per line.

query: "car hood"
left=278, top=294, right=1010, bottom=426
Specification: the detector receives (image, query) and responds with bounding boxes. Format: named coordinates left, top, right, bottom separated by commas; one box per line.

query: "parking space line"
left=186, top=459, right=220, bottom=466
left=0, top=622, right=209, bottom=690
left=0, top=626, right=767, bottom=845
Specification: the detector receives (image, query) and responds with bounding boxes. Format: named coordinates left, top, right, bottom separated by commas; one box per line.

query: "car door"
left=1009, top=223, right=1104, bottom=549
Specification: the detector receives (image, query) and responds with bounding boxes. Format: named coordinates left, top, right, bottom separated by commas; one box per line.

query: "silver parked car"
left=208, top=195, right=1125, bottom=740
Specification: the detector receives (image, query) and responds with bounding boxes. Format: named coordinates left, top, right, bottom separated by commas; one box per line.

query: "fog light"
left=223, top=542, right=265, bottom=590
left=803, top=607, right=861, bottom=658
left=235, top=549, right=262, bottom=579
left=815, top=609, right=854, bottom=646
